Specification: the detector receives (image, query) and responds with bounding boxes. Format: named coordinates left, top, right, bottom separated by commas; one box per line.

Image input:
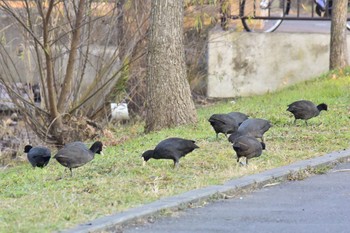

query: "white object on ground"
left=111, top=102, right=129, bottom=121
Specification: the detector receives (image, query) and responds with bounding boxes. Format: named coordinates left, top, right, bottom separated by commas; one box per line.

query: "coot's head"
left=24, top=145, right=33, bottom=153
left=90, top=141, right=103, bottom=154
left=141, top=150, right=154, bottom=162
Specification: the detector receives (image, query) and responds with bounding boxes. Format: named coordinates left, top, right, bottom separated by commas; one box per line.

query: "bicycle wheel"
left=241, top=0, right=287, bottom=32
left=325, top=1, right=350, bottom=31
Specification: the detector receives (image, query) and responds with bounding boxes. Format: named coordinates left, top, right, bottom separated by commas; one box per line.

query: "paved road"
left=123, top=162, right=350, bottom=233
left=275, top=20, right=332, bottom=33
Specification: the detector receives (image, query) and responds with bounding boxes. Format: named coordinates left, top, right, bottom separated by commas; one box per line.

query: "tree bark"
left=145, top=0, right=197, bottom=133
left=57, top=0, right=85, bottom=113
left=329, top=0, right=348, bottom=70
left=117, top=0, right=126, bottom=59
left=39, top=0, right=64, bottom=142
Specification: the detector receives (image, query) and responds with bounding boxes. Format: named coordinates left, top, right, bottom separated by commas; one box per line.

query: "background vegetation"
left=1, top=70, right=349, bottom=232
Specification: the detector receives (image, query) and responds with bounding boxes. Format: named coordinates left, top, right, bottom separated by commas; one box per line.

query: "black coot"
left=142, top=137, right=199, bottom=168
left=54, top=141, right=103, bottom=176
left=208, top=114, right=238, bottom=139
left=287, top=100, right=328, bottom=125
left=24, top=145, right=51, bottom=168
left=228, top=118, right=272, bottom=143
left=227, top=112, right=249, bottom=125
left=233, top=136, right=265, bottom=165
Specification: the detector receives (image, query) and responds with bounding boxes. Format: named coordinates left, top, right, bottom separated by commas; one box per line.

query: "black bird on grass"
left=227, top=111, right=249, bottom=125
left=228, top=118, right=272, bottom=143
left=24, top=145, right=51, bottom=168
left=208, top=114, right=238, bottom=139
left=54, top=141, right=103, bottom=176
left=141, top=137, right=199, bottom=168
left=233, top=136, right=266, bottom=165
left=287, top=100, right=328, bottom=125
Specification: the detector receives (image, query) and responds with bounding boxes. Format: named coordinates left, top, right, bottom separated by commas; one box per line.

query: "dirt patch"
left=0, top=112, right=50, bottom=167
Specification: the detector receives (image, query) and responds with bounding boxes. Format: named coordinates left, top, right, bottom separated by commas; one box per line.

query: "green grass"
left=1, top=71, right=350, bottom=232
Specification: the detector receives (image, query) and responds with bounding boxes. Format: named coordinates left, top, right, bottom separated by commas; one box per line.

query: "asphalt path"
left=275, top=20, right=332, bottom=33
left=123, top=162, right=350, bottom=233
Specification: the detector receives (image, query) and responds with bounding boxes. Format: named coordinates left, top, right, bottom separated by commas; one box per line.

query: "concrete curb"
left=61, top=149, right=350, bottom=233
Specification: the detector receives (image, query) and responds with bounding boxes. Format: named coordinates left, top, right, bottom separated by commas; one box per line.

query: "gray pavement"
left=123, top=162, right=350, bottom=233
left=275, top=20, right=332, bottom=33
left=62, top=149, right=350, bottom=233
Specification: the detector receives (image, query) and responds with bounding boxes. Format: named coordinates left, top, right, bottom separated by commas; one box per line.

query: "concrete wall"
left=207, top=29, right=350, bottom=98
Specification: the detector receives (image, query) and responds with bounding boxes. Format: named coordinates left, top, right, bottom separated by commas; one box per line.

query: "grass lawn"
left=1, top=71, right=350, bottom=232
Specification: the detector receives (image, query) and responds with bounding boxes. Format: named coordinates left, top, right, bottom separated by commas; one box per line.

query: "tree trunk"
left=40, top=0, right=64, bottom=143
left=57, top=0, right=85, bottom=113
left=145, top=0, right=197, bottom=133
left=117, top=0, right=126, bottom=59
left=329, top=0, right=348, bottom=70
